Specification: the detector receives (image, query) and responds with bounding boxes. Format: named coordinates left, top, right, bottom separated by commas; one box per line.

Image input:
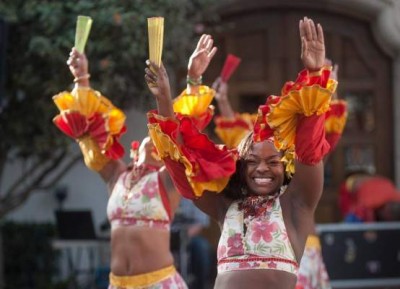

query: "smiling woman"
left=145, top=17, right=336, bottom=289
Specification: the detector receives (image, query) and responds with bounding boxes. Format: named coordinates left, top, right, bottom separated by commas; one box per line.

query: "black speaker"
left=0, top=18, right=7, bottom=106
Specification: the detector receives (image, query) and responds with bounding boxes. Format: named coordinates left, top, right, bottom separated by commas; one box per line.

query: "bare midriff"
left=214, top=269, right=297, bottom=289
left=110, top=226, right=174, bottom=276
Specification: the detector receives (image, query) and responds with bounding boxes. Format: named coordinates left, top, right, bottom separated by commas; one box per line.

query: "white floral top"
left=217, top=188, right=298, bottom=275
left=107, top=170, right=171, bottom=230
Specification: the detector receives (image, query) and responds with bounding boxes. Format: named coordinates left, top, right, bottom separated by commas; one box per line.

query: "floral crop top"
left=107, top=169, right=171, bottom=230
left=217, top=188, right=298, bottom=275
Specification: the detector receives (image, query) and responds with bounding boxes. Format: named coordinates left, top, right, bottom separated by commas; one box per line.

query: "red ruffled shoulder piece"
left=87, top=113, right=110, bottom=150
left=325, top=99, right=348, bottom=153
left=281, top=68, right=331, bottom=95
left=214, top=115, right=252, bottom=130
left=52, top=88, right=126, bottom=160
left=326, top=99, right=347, bottom=119
left=177, top=106, right=214, bottom=132
left=105, top=125, right=127, bottom=159
left=214, top=113, right=256, bottom=149
left=53, top=111, right=88, bottom=139
left=179, top=116, right=237, bottom=183
left=266, top=67, right=336, bottom=165
left=253, top=100, right=275, bottom=143
left=148, top=111, right=237, bottom=198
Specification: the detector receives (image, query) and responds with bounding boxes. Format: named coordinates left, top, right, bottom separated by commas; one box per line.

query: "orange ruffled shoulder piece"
left=52, top=87, right=126, bottom=159
left=267, top=67, right=337, bottom=151
left=148, top=111, right=237, bottom=198
left=325, top=99, right=348, bottom=134
left=214, top=113, right=256, bottom=148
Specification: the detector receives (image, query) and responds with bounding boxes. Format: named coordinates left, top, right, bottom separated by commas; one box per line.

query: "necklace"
left=122, top=163, right=159, bottom=205
left=239, top=195, right=276, bottom=219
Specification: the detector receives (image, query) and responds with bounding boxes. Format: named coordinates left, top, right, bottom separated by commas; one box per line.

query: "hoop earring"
left=241, top=186, right=248, bottom=196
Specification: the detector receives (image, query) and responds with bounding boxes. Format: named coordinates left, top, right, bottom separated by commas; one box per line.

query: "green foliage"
left=0, top=0, right=218, bottom=159
left=1, top=221, right=59, bottom=289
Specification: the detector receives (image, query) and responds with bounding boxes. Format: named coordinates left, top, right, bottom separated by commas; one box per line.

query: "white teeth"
left=254, top=178, right=272, bottom=185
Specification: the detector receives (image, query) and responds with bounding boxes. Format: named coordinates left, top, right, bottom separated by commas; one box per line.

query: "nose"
left=256, top=160, right=270, bottom=172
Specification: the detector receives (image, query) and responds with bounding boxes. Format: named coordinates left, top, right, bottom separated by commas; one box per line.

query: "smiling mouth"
left=253, top=177, right=273, bottom=185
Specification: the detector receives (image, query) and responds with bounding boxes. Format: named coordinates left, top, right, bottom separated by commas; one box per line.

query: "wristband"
left=74, top=73, right=91, bottom=83
left=186, top=75, right=202, bottom=86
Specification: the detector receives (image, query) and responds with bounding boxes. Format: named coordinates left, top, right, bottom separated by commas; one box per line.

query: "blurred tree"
left=0, top=0, right=219, bottom=218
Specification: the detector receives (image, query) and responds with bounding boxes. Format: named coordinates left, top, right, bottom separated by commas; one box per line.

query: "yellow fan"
left=75, top=15, right=93, bottom=53
left=147, top=17, right=164, bottom=67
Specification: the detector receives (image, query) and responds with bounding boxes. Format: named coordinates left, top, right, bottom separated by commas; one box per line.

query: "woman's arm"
left=145, top=47, right=235, bottom=220
left=62, top=48, right=127, bottom=192
left=212, top=77, right=235, bottom=119
left=286, top=17, right=327, bottom=211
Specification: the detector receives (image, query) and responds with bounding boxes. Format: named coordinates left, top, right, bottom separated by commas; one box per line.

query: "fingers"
left=208, top=46, right=218, bottom=59
left=67, top=48, right=86, bottom=69
left=310, top=19, right=318, bottom=41
left=145, top=68, right=158, bottom=82
left=204, top=36, right=214, bottom=52
left=301, top=36, right=308, bottom=58
left=299, top=19, right=305, bottom=40
left=145, top=60, right=159, bottom=85
left=144, top=73, right=156, bottom=85
left=159, top=61, right=168, bottom=77
left=67, top=54, right=79, bottom=68
left=304, top=17, right=313, bottom=41
left=300, top=17, right=324, bottom=43
left=196, top=34, right=208, bottom=50
left=317, top=23, right=324, bottom=44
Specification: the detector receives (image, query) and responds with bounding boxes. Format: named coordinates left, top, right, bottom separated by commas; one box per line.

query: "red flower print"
left=142, top=181, right=158, bottom=199
left=227, top=233, right=244, bottom=256
left=250, top=220, right=278, bottom=243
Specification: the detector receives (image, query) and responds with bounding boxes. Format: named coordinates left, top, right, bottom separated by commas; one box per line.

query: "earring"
left=241, top=187, right=248, bottom=196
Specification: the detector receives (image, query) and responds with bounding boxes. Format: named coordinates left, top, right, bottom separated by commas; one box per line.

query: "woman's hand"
left=145, top=60, right=174, bottom=117
left=145, top=60, right=171, bottom=100
left=299, top=17, right=325, bottom=71
left=67, top=47, right=90, bottom=86
left=187, top=34, right=218, bottom=80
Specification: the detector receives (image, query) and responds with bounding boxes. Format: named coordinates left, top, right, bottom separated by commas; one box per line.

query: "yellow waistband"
left=305, top=234, right=321, bottom=250
left=109, top=265, right=176, bottom=287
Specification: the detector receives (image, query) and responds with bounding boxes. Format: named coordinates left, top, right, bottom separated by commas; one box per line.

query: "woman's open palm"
left=299, top=17, right=325, bottom=71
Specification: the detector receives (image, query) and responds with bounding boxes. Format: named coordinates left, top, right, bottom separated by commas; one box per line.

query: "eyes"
left=245, top=158, right=282, bottom=168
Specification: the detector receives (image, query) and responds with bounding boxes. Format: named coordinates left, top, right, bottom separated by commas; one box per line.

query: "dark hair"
left=223, top=132, right=254, bottom=200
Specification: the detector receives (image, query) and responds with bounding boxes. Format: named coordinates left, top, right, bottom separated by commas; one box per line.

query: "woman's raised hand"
left=67, top=47, right=89, bottom=85
left=299, top=17, right=325, bottom=71
left=145, top=60, right=174, bottom=117
left=187, top=34, right=218, bottom=80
